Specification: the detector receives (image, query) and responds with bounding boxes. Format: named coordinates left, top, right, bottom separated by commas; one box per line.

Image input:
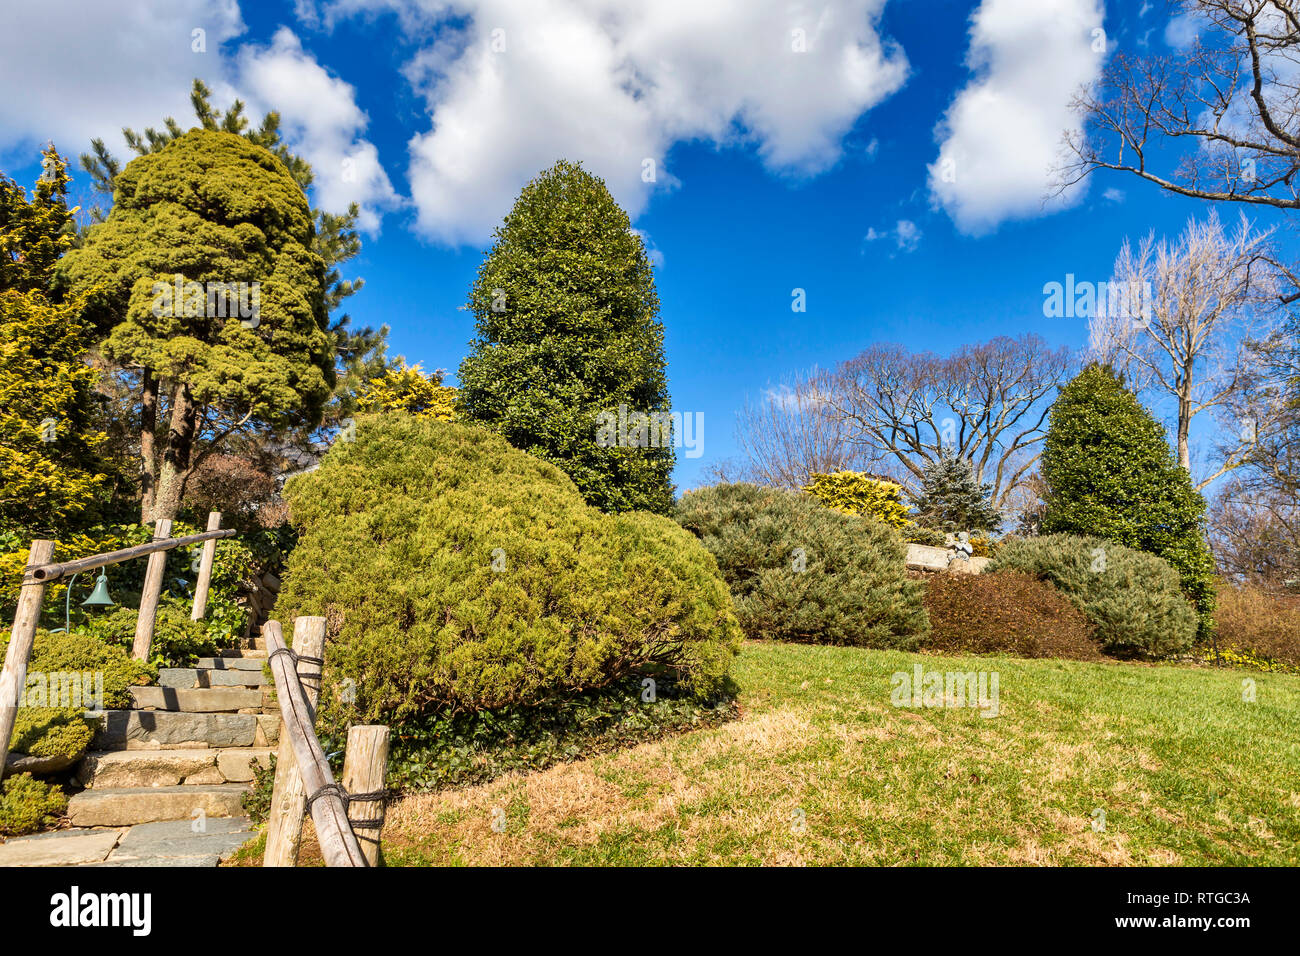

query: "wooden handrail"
left=262, top=619, right=368, bottom=867
left=29, top=528, right=236, bottom=583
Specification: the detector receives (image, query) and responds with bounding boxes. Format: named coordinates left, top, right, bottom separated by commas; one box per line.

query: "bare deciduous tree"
left=734, top=336, right=1073, bottom=508
left=1089, top=212, right=1279, bottom=486
left=1210, top=477, right=1300, bottom=586
left=732, top=377, right=879, bottom=489
left=1058, top=0, right=1300, bottom=304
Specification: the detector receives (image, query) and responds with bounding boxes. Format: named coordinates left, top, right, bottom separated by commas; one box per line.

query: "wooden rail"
left=1, top=514, right=231, bottom=777
left=30, top=527, right=236, bottom=583
left=262, top=618, right=372, bottom=867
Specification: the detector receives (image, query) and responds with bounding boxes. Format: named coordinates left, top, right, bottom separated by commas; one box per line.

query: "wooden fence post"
left=263, top=615, right=326, bottom=866
left=0, top=540, right=55, bottom=777
left=190, top=512, right=221, bottom=621
left=132, top=518, right=172, bottom=660
left=343, top=725, right=390, bottom=866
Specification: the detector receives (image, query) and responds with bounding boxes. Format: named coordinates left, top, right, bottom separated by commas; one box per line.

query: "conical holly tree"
left=58, top=129, right=333, bottom=521
left=457, top=161, right=675, bottom=515
left=1041, top=363, right=1215, bottom=634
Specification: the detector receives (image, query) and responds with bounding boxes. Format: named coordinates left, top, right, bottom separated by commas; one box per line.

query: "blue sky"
left=3, top=0, right=1291, bottom=492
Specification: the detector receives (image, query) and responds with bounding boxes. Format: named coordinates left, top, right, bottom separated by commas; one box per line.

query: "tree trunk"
left=153, top=382, right=198, bottom=520
left=140, top=369, right=159, bottom=523
left=1178, top=356, right=1195, bottom=472
left=1177, top=396, right=1192, bottom=471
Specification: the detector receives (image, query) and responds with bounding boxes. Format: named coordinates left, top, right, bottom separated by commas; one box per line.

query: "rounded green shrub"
left=275, top=414, right=742, bottom=726
left=988, top=534, right=1198, bottom=659
left=675, top=483, right=929, bottom=648
left=0, top=629, right=155, bottom=709
left=0, top=773, right=68, bottom=835
left=9, top=708, right=95, bottom=763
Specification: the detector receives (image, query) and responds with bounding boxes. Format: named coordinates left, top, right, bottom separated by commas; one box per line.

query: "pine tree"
left=912, top=450, right=1002, bottom=533
left=1041, top=363, right=1215, bottom=633
left=78, top=79, right=393, bottom=438
left=0, top=149, right=109, bottom=535
left=458, top=161, right=675, bottom=514
left=59, top=129, right=333, bottom=521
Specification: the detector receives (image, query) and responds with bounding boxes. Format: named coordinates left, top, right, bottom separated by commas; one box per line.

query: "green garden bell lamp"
left=56, top=571, right=115, bottom=633
left=82, top=572, right=115, bottom=608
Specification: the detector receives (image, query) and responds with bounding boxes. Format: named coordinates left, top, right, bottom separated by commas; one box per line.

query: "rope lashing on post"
left=305, top=782, right=392, bottom=833
left=267, top=645, right=324, bottom=693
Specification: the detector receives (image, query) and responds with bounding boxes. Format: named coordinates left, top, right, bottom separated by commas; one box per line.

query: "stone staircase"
left=66, top=637, right=278, bottom=829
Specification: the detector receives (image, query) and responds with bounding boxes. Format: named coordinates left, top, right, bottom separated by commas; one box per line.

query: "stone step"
left=220, top=648, right=267, bottom=660
left=128, top=686, right=265, bottom=713
left=92, top=818, right=255, bottom=867
left=78, top=747, right=275, bottom=789
left=67, top=785, right=249, bottom=827
left=159, top=666, right=268, bottom=688
left=196, top=656, right=265, bottom=671
left=92, top=710, right=280, bottom=750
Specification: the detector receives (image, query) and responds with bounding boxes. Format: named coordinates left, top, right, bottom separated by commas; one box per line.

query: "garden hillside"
left=297, top=641, right=1300, bottom=867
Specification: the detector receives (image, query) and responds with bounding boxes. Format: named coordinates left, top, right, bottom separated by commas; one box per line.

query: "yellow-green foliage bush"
left=0, top=629, right=155, bottom=709
left=803, top=471, right=912, bottom=529
left=0, top=773, right=67, bottom=835
left=9, top=708, right=94, bottom=760
left=358, top=361, right=456, bottom=420
left=276, top=414, right=742, bottom=726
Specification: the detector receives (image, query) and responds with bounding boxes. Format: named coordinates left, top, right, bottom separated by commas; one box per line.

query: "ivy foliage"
left=1041, top=364, right=1215, bottom=635
left=458, top=161, right=675, bottom=515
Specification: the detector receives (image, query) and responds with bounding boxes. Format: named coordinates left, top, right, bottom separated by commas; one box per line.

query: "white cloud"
left=1164, top=13, right=1203, bottom=49
left=1102, top=186, right=1125, bottom=202
left=315, top=0, right=908, bottom=245
left=0, top=0, right=245, bottom=159
left=928, top=0, right=1105, bottom=235
left=234, top=28, right=401, bottom=234
left=0, top=5, right=397, bottom=233
left=894, top=218, right=922, bottom=251
left=863, top=219, right=921, bottom=253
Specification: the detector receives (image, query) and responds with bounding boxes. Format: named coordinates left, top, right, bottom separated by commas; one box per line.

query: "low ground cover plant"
left=1212, top=582, right=1300, bottom=673
left=676, top=482, right=928, bottom=648
left=922, top=570, right=1101, bottom=660
left=0, top=773, right=68, bottom=836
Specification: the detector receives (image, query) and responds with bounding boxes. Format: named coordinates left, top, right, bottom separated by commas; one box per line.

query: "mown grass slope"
left=374, top=642, right=1300, bottom=866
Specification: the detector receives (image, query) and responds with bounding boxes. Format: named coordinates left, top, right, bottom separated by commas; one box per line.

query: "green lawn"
left=377, top=642, right=1300, bottom=866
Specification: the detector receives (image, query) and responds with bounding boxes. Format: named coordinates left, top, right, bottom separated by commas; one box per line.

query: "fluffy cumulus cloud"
left=0, top=0, right=245, bottom=155
left=234, top=28, right=401, bottom=233
left=928, top=0, right=1105, bottom=234
left=308, top=0, right=909, bottom=245
left=0, top=3, right=395, bottom=232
